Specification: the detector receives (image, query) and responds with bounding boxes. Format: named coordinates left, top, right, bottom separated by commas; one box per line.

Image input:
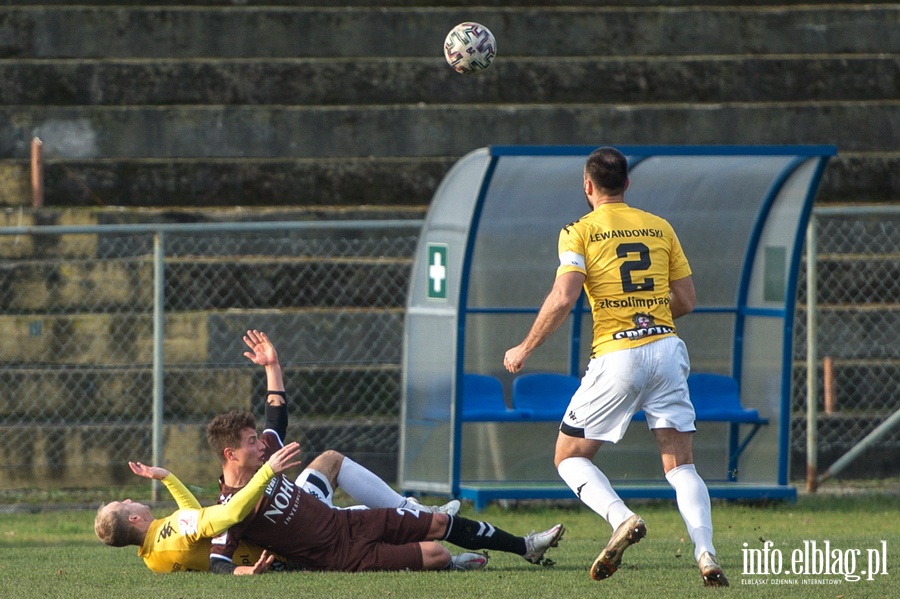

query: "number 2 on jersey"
left=617, top=242, right=654, bottom=292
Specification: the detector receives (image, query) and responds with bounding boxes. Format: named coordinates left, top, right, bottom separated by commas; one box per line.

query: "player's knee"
left=554, top=434, right=600, bottom=468
left=318, top=449, right=345, bottom=465
left=419, top=542, right=451, bottom=570
left=307, top=449, right=345, bottom=483
left=427, top=512, right=450, bottom=539
left=553, top=436, right=574, bottom=468
left=553, top=449, right=571, bottom=469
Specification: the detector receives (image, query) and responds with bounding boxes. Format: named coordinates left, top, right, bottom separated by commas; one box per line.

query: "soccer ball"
left=443, top=22, right=496, bottom=75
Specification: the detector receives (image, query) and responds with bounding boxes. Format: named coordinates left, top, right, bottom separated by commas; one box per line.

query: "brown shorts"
left=333, top=507, right=435, bottom=572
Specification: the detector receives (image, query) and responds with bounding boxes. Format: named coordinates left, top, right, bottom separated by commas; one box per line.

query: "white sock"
left=665, top=463, right=715, bottom=560
left=335, top=457, right=405, bottom=508
left=557, top=456, right=634, bottom=530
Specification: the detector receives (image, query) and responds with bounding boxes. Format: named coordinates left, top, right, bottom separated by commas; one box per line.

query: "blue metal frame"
left=726, top=156, right=804, bottom=481
left=778, top=156, right=833, bottom=484
left=728, top=155, right=834, bottom=485
left=452, top=153, right=501, bottom=497
left=731, top=156, right=805, bottom=383
left=458, top=483, right=798, bottom=512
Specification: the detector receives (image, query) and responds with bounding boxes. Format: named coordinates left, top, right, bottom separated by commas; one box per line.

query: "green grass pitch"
left=0, top=493, right=895, bottom=598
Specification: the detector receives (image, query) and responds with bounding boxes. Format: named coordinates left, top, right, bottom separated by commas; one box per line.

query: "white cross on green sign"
left=427, top=243, right=448, bottom=300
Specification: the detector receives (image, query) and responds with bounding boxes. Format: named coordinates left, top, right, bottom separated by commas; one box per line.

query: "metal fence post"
left=805, top=216, right=818, bottom=493
left=151, top=231, right=166, bottom=501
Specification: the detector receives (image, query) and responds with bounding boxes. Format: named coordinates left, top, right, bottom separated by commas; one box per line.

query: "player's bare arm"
left=669, top=275, right=696, bottom=319
left=129, top=461, right=169, bottom=481
left=242, top=329, right=285, bottom=406
left=504, top=271, right=585, bottom=373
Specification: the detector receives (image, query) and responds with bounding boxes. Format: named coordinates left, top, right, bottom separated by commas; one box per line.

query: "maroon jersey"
left=211, top=430, right=433, bottom=572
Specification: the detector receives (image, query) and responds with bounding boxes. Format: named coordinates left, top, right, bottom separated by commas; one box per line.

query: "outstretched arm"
left=244, top=329, right=288, bottom=438
left=130, top=461, right=201, bottom=510
left=243, top=329, right=284, bottom=405
left=504, top=271, right=585, bottom=373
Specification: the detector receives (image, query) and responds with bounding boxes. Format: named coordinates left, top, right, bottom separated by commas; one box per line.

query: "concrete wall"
left=0, top=2, right=896, bottom=208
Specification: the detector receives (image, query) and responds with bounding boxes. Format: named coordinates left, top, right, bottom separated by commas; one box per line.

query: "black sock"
left=442, top=515, right=527, bottom=555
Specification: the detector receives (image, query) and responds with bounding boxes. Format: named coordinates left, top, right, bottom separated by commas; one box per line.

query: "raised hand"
left=128, top=461, right=169, bottom=481
left=242, top=330, right=279, bottom=367
left=267, top=442, right=303, bottom=475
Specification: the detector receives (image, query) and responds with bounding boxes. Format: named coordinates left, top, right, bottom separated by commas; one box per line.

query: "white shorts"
left=560, top=336, right=696, bottom=443
left=295, top=468, right=367, bottom=510
left=295, top=468, right=336, bottom=506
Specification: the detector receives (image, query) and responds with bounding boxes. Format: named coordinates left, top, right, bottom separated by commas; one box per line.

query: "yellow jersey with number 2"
left=556, top=202, right=692, bottom=359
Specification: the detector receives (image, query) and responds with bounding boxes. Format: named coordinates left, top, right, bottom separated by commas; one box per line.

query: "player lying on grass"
left=205, top=329, right=565, bottom=574
left=208, top=408, right=565, bottom=573
left=121, top=449, right=467, bottom=573
left=95, top=329, right=463, bottom=574
left=94, top=441, right=303, bottom=573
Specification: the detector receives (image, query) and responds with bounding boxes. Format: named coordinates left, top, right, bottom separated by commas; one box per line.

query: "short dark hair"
left=206, top=410, right=257, bottom=463
left=585, top=147, right=629, bottom=194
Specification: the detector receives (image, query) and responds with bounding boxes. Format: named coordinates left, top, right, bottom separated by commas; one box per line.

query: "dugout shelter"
left=399, top=145, right=835, bottom=509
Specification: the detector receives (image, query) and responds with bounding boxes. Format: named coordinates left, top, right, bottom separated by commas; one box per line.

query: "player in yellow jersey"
left=503, top=147, right=728, bottom=587
left=94, top=441, right=302, bottom=573
left=95, top=329, right=462, bottom=574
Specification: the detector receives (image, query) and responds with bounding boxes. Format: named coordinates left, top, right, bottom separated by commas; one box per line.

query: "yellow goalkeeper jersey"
left=137, top=463, right=276, bottom=572
left=556, top=202, right=692, bottom=358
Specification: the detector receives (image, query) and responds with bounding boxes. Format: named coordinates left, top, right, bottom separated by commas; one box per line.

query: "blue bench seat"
left=462, top=371, right=768, bottom=482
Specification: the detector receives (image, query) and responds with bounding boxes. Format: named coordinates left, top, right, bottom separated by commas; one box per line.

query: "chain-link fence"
left=0, top=220, right=420, bottom=489
left=1, top=207, right=897, bottom=492
left=793, top=205, right=900, bottom=481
